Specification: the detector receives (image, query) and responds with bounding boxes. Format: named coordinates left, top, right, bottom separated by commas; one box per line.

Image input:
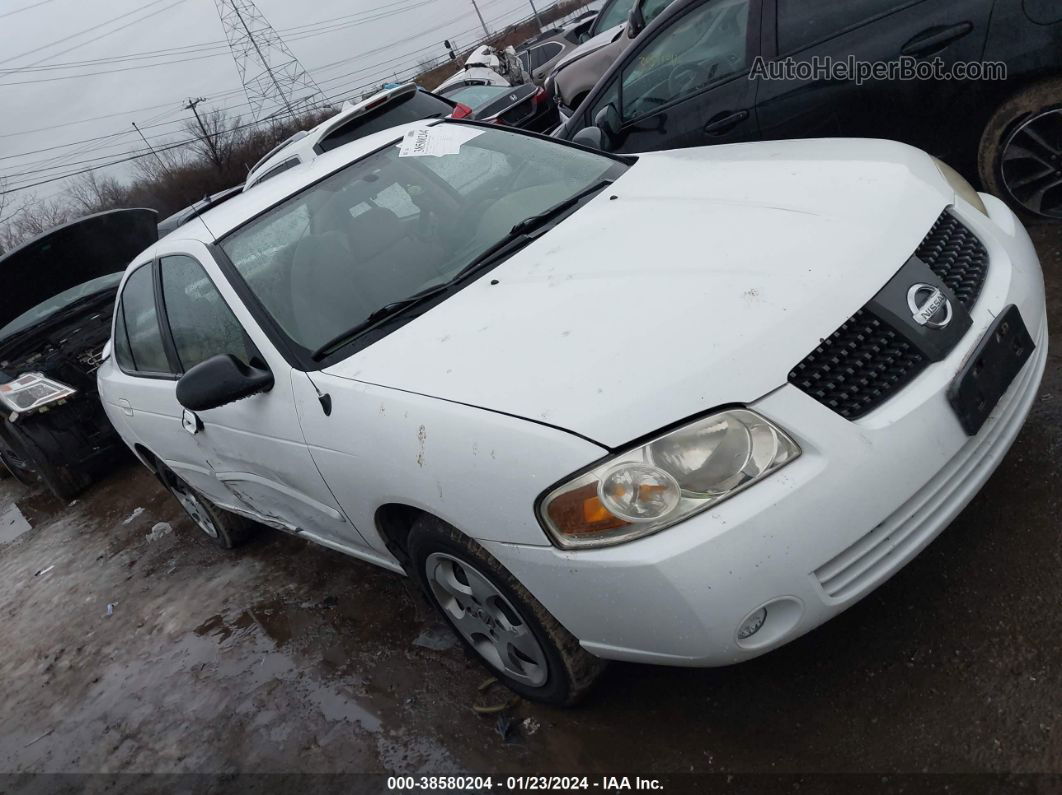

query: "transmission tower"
left=213, top=0, right=326, bottom=122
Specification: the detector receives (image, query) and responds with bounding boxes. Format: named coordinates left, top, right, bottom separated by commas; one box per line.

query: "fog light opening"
left=737, top=607, right=767, bottom=640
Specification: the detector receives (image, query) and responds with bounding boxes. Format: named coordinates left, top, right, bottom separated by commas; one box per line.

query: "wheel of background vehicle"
left=407, top=514, right=605, bottom=706
left=158, top=467, right=254, bottom=550
left=0, top=448, right=35, bottom=488
left=5, top=434, right=89, bottom=500
left=979, top=79, right=1062, bottom=220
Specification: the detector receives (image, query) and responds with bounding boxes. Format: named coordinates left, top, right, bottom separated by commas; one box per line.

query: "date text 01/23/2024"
left=386, top=776, right=665, bottom=791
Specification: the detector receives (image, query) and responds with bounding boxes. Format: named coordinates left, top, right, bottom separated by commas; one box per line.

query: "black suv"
left=558, top=0, right=1062, bottom=218
left=0, top=209, right=157, bottom=498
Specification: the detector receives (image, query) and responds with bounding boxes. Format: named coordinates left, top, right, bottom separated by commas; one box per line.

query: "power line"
left=0, top=0, right=180, bottom=67
left=0, top=0, right=428, bottom=75
left=0, top=0, right=57, bottom=20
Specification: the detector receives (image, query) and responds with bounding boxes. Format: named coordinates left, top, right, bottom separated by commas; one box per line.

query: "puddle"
left=0, top=504, right=32, bottom=544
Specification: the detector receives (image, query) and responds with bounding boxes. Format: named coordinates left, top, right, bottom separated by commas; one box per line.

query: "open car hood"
left=0, top=209, right=158, bottom=330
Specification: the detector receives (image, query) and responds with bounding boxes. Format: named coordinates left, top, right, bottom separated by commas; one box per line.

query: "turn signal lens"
left=539, top=409, right=800, bottom=549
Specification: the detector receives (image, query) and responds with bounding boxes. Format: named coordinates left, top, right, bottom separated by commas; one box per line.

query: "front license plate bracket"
left=947, top=305, right=1034, bottom=436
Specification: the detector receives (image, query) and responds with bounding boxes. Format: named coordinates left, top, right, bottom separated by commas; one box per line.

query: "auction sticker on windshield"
left=398, top=125, right=483, bottom=157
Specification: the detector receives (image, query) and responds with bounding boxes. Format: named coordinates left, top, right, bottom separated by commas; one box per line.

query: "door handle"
left=118, top=399, right=133, bottom=417
left=901, top=23, right=973, bottom=57
left=704, top=110, right=749, bottom=135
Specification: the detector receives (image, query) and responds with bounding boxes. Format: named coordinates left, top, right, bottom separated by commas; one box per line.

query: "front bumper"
left=483, top=195, right=1048, bottom=666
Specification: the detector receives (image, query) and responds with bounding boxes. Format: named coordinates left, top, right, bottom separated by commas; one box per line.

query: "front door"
left=590, top=0, right=761, bottom=153
left=154, top=247, right=362, bottom=546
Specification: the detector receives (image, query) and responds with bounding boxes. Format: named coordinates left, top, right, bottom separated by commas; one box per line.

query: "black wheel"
left=408, top=515, right=606, bottom=706
left=979, top=79, right=1062, bottom=220
left=158, top=467, right=254, bottom=550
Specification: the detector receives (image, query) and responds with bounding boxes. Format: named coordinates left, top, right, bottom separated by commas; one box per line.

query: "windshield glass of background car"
left=0, top=272, right=124, bottom=341
left=594, top=0, right=635, bottom=33
left=440, top=84, right=511, bottom=108
left=220, top=125, right=618, bottom=356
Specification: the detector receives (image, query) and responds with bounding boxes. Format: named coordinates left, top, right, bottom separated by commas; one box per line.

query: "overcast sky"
left=0, top=0, right=551, bottom=203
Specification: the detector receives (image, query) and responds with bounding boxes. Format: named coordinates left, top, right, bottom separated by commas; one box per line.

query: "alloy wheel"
left=425, top=552, right=548, bottom=687
left=1001, top=108, right=1062, bottom=219
left=169, top=481, right=220, bottom=539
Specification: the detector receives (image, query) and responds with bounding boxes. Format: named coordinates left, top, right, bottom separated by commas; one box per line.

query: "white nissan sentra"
left=98, top=121, right=1047, bottom=705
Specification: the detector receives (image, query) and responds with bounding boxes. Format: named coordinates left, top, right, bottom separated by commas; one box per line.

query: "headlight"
left=0, top=373, right=76, bottom=418
left=538, top=409, right=800, bottom=549
left=933, top=157, right=988, bottom=216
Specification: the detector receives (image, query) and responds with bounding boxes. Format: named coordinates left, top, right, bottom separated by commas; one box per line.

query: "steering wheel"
left=667, top=62, right=714, bottom=98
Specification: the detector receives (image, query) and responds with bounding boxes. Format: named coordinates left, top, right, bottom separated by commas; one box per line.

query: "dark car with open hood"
left=0, top=208, right=157, bottom=498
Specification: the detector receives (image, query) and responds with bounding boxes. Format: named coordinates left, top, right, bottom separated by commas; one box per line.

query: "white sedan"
left=97, top=121, right=1047, bottom=705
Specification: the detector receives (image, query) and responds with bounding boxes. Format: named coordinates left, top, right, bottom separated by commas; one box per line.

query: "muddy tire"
left=978, top=78, right=1062, bottom=220
left=159, top=467, right=254, bottom=550
left=408, top=514, right=606, bottom=706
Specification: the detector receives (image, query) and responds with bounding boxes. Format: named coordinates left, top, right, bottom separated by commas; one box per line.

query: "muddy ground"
left=0, top=224, right=1059, bottom=786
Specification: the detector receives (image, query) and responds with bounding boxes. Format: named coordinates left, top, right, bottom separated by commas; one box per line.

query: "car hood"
left=324, top=139, right=955, bottom=448
left=552, top=24, right=624, bottom=72
left=0, top=208, right=157, bottom=331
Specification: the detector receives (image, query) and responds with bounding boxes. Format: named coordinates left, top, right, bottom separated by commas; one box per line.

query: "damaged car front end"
left=0, top=209, right=158, bottom=498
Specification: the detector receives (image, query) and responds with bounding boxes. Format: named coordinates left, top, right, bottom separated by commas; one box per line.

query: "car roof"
left=167, top=119, right=439, bottom=245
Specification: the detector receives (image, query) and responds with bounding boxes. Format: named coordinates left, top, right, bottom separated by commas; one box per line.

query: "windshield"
left=593, top=0, right=635, bottom=34
left=0, top=272, right=123, bottom=341
left=437, top=84, right=511, bottom=109
left=220, top=124, right=621, bottom=357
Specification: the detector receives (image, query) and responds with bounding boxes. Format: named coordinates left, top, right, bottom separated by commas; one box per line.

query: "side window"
left=778, top=0, right=915, bottom=55
left=519, top=50, right=532, bottom=72
left=160, top=255, right=256, bottom=372
left=620, top=0, right=751, bottom=122
left=115, top=264, right=171, bottom=375
left=254, top=157, right=301, bottom=186
left=642, top=0, right=676, bottom=26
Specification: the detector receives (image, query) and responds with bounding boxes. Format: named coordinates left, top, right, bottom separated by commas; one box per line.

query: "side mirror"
left=628, top=0, right=646, bottom=36
left=176, top=354, right=274, bottom=412
left=594, top=103, right=621, bottom=140
left=572, top=126, right=609, bottom=150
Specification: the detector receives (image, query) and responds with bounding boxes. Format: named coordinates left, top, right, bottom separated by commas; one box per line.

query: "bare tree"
left=183, top=108, right=243, bottom=172
left=67, top=171, right=129, bottom=214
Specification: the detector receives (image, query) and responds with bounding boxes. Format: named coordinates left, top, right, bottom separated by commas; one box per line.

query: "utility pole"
left=184, top=97, right=223, bottom=170
left=527, top=0, right=543, bottom=29
left=131, top=121, right=166, bottom=169
left=469, top=0, right=490, bottom=38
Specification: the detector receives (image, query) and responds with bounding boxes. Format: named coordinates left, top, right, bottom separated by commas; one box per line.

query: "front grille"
left=76, top=347, right=105, bottom=373
left=790, top=211, right=988, bottom=420
left=788, top=309, right=929, bottom=420
left=916, top=210, right=989, bottom=309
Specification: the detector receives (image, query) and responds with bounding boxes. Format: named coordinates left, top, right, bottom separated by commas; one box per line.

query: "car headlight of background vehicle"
left=539, top=409, right=801, bottom=549
left=0, top=373, right=76, bottom=419
left=933, top=157, right=987, bottom=216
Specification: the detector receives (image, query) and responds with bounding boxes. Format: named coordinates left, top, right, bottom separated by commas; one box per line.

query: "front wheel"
left=979, top=79, right=1062, bottom=220
left=159, top=468, right=253, bottom=549
left=408, top=515, right=605, bottom=706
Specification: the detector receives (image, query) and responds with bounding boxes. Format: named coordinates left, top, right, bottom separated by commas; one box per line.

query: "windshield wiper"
left=310, top=180, right=612, bottom=361
left=508, top=179, right=612, bottom=237
left=445, top=178, right=613, bottom=286
left=311, top=282, right=453, bottom=361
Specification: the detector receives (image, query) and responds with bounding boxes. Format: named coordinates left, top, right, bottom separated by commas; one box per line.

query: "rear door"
left=586, top=0, right=763, bottom=153
left=756, top=0, right=994, bottom=161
